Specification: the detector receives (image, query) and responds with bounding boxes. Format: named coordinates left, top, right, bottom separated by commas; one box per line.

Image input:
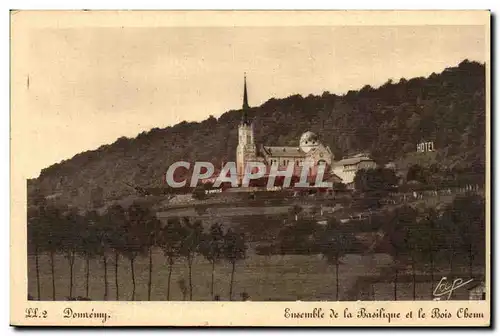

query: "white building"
left=331, top=154, right=377, bottom=187
left=235, top=76, right=379, bottom=188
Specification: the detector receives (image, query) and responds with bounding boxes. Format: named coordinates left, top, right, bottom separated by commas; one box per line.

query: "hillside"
left=29, top=60, right=486, bottom=207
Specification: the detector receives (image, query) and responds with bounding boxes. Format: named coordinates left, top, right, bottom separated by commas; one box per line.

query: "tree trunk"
left=167, top=259, right=173, bottom=301
left=335, top=258, right=339, bottom=301
left=50, top=251, right=56, bottom=301
left=148, top=248, right=153, bottom=301
left=86, top=256, right=90, bottom=298
left=229, top=261, right=236, bottom=301
left=469, top=243, right=473, bottom=279
left=449, top=248, right=454, bottom=278
left=103, top=255, right=108, bottom=301
left=188, top=257, right=193, bottom=301
left=430, top=217, right=434, bottom=298
left=68, top=253, right=75, bottom=299
left=35, top=249, right=40, bottom=301
left=211, top=261, right=215, bottom=299
left=115, top=251, right=119, bottom=300
left=430, top=249, right=434, bottom=298
left=394, top=269, right=398, bottom=301
left=394, top=261, right=398, bottom=301
left=393, top=251, right=398, bottom=301
left=412, top=256, right=416, bottom=300
left=130, top=257, right=136, bottom=301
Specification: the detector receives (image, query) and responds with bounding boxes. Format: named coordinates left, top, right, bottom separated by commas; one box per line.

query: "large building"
left=331, top=154, right=377, bottom=187
left=235, top=76, right=379, bottom=187
left=236, top=76, right=334, bottom=183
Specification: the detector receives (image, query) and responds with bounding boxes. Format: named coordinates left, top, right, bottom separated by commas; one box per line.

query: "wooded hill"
left=29, top=60, right=486, bottom=207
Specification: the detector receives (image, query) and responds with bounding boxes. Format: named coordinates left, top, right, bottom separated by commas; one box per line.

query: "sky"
left=21, top=24, right=486, bottom=178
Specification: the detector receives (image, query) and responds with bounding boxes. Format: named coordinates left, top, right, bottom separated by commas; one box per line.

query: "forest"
left=29, top=60, right=486, bottom=207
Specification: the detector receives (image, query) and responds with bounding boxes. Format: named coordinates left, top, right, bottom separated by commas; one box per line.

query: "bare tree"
left=179, top=217, right=203, bottom=300
left=105, top=204, right=127, bottom=300
left=124, top=202, right=150, bottom=300
left=224, top=229, right=247, bottom=301
left=159, top=217, right=183, bottom=300
left=317, top=219, right=353, bottom=301
left=60, top=207, right=83, bottom=299
left=201, top=223, right=225, bottom=299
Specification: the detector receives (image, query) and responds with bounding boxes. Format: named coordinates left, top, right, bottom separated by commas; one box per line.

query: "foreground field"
left=28, top=250, right=394, bottom=301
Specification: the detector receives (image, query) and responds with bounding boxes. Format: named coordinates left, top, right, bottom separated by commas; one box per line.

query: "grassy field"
left=28, top=191, right=483, bottom=301
left=28, top=250, right=394, bottom=301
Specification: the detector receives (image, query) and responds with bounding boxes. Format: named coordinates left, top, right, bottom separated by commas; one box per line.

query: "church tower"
left=236, top=75, right=256, bottom=183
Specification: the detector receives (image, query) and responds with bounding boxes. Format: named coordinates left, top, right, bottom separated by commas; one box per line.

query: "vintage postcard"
left=10, top=10, right=490, bottom=326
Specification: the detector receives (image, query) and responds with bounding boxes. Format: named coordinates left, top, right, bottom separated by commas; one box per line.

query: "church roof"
left=261, top=146, right=306, bottom=158
left=333, top=155, right=374, bottom=167
left=300, top=131, right=318, bottom=144
left=241, top=74, right=251, bottom=125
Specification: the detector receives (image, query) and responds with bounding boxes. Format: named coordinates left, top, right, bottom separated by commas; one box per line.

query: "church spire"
left=241, top=74, right=250, bottom=125
left=243, top=73, right=249, bottom=109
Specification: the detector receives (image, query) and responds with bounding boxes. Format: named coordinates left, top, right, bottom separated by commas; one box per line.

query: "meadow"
left=28, top=250, right=394, bottom=301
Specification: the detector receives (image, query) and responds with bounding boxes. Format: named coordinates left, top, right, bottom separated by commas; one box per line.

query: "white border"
left=4, top=2, right=497, bottom=334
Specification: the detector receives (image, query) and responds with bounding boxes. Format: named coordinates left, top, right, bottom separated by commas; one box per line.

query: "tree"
left=289, top=205, right=303, bottom=222
left=90, top=186, right=105, bottom=208
left=124, top=202, right=150, bottom=300
left=201, top=223, right=225, bottom=299
left=105, top=204, right=127, bottom=300
left=437, top=206, right=461, bottom=278
left=27, top=206, right=43, bottom=300
left=333, top=182, right=347, bottom=191
left=393, top=209, right=423, bottom=300
left=159, top=217, right=183, bottom=300
left=387, top=205, right=418, bottom=300
left=355, top=167, right=398, bottom=192
left=279, top=218, right=320, bottom=255
left=407, top=164, right=427, bottom=184
left=60, top=207, right=83, bottom=299
left=354, top=168, right=398, bottom=209
left=317, top=219, right=354, bottom=300
left=145, top=213, right=161, bottom=301
left=192, top=186, right=206, bottom=200
left=224, top=229, right=247, bottom=301
left=94, top=211, right=113, bottom=300
left=309, top=205, right=321, bottom=218
left=417, top=208, right=440, bottom=297
left=41, top=204, right=63, bottom=301
left=179, top=217, right=204, bottom=300
left=444, top=194, right=485, bottom=278
left=80, top=210, right=101, bottom=299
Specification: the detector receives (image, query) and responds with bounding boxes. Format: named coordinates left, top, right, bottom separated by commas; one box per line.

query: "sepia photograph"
left=10, top=10, right=490, bottom=326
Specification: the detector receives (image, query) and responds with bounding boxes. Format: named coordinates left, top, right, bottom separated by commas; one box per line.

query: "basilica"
left=236, top=76, right=334, bottom=182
